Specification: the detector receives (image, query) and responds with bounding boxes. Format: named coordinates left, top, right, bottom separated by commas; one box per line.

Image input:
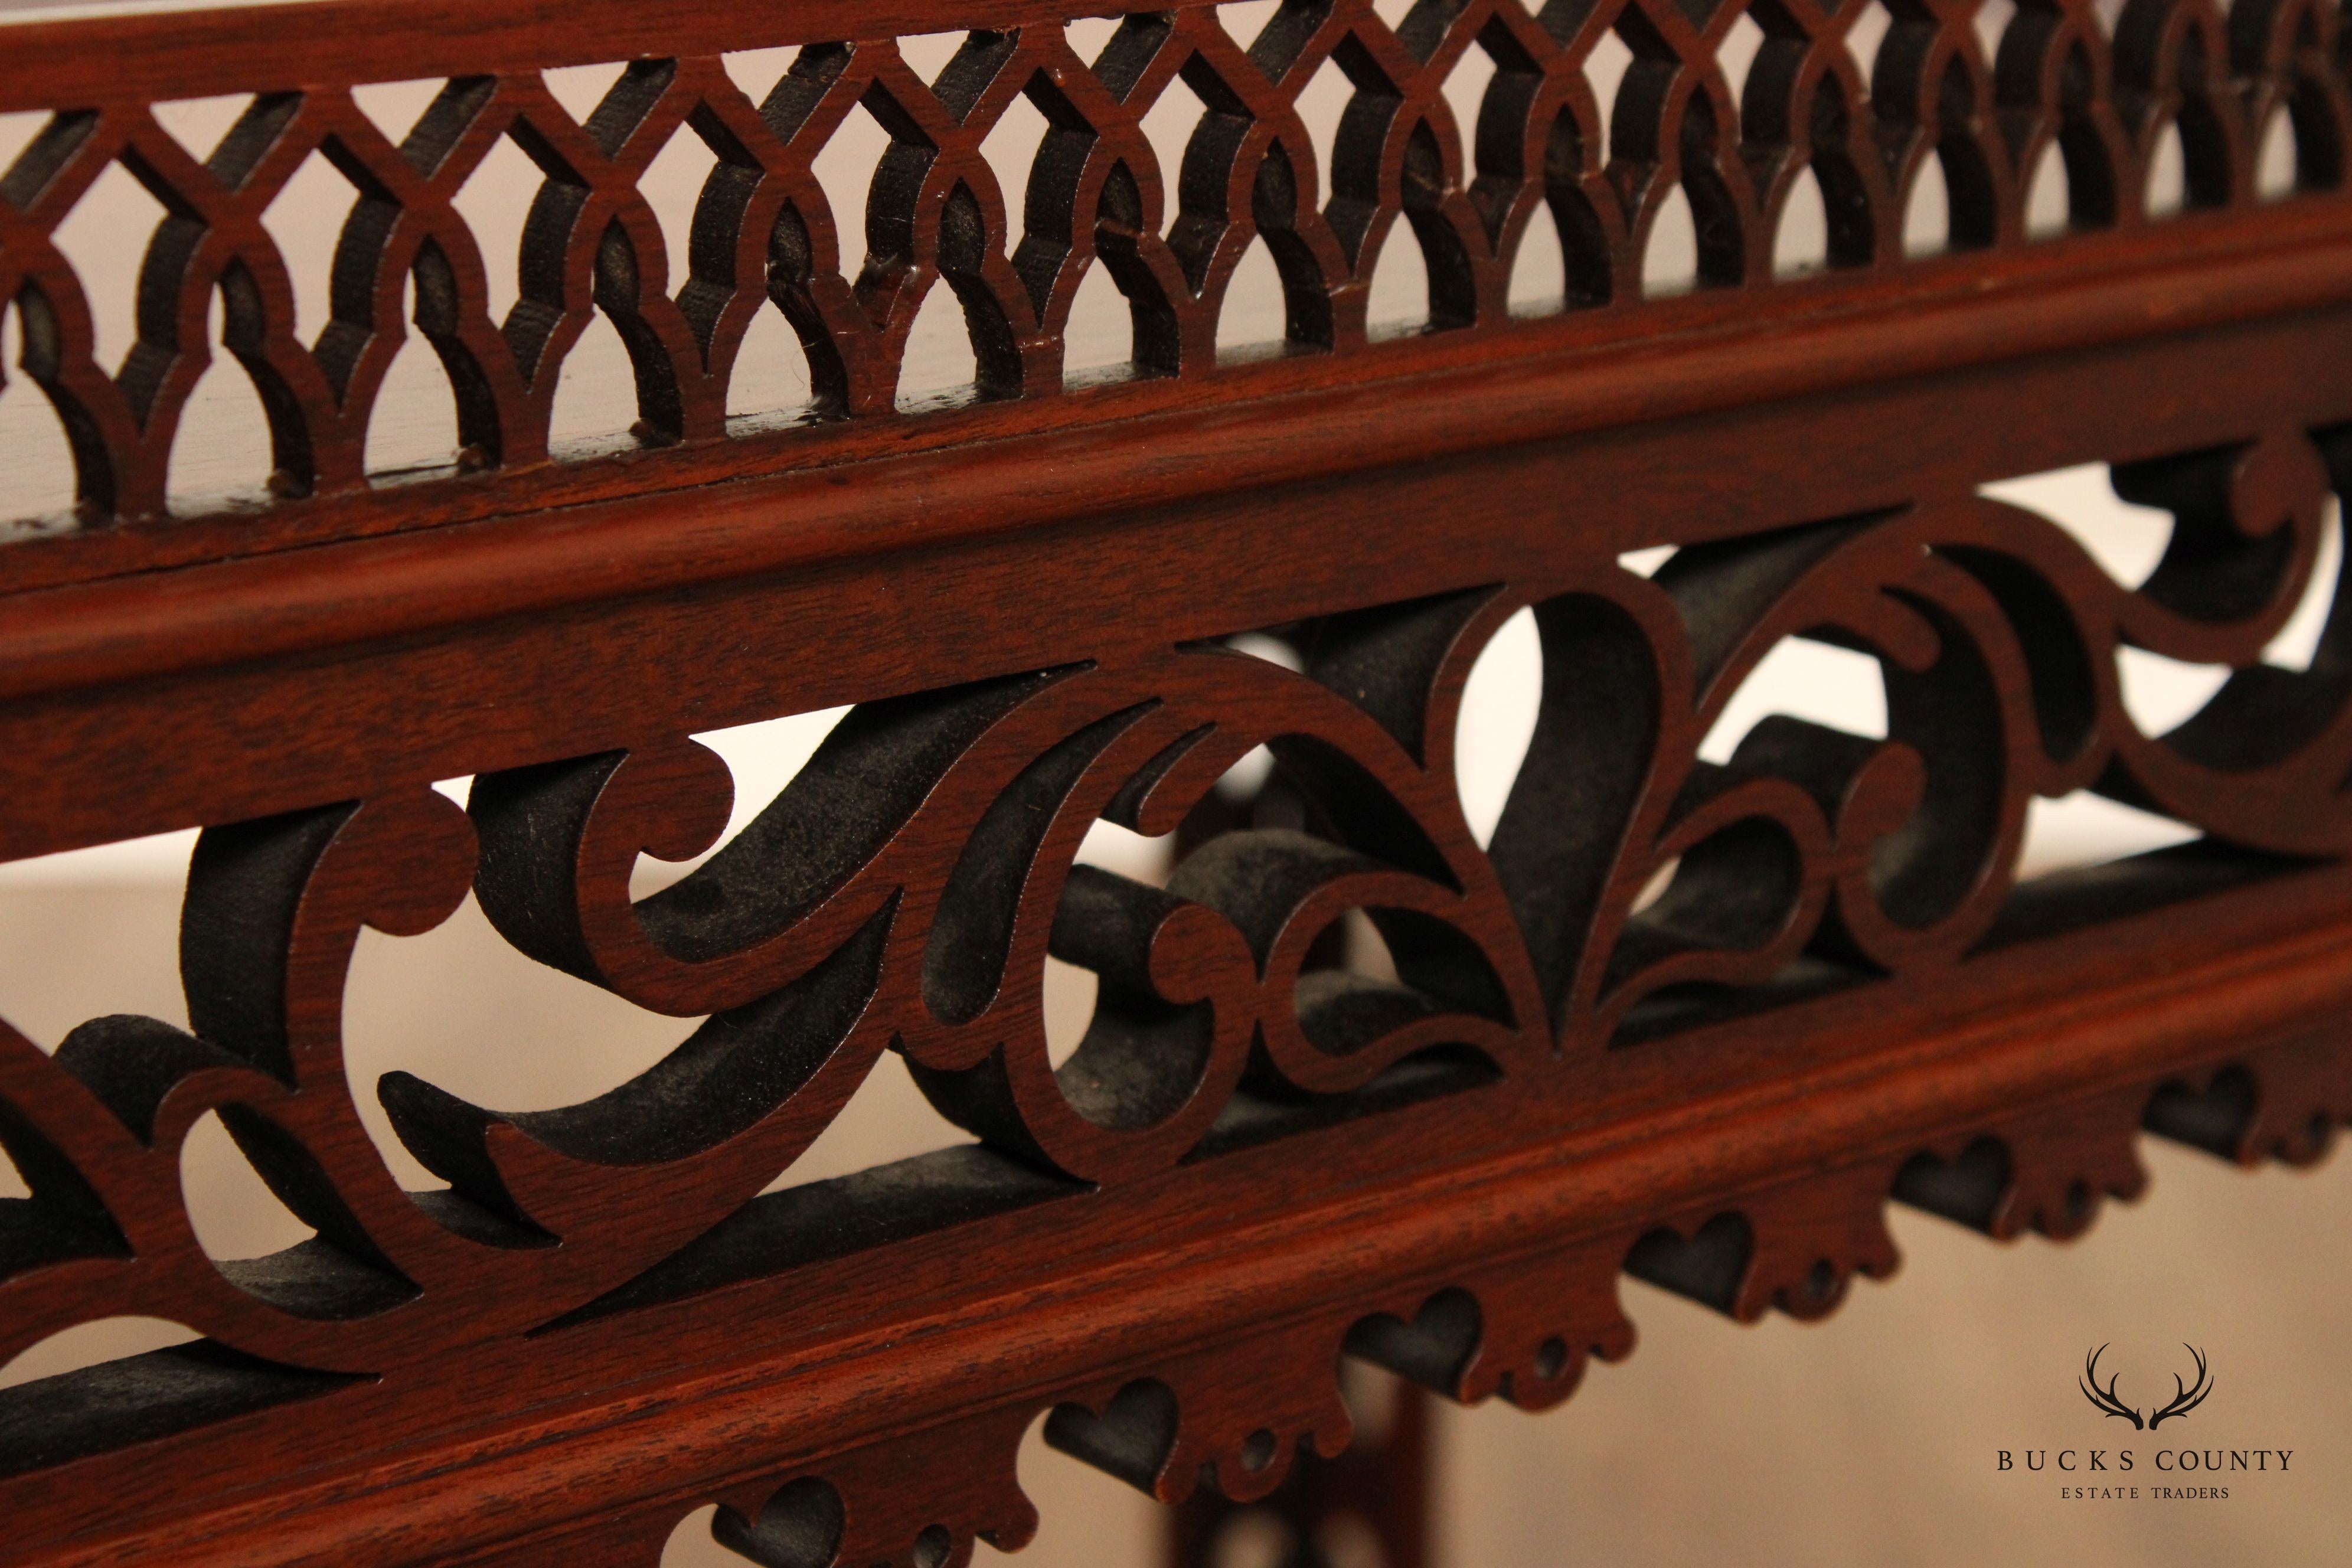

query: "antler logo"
left=2080, top=1344, right=2214, bottom=1429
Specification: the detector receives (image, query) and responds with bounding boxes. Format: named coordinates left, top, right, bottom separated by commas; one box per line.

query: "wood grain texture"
left=2, top=1, right=2351, bottom=1565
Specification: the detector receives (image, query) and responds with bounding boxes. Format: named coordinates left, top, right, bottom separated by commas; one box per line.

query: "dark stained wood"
left=2, top=0, right=2352, bottom=1564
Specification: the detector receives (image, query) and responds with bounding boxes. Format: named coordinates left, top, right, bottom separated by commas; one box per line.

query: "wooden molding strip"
left=4, top=201, right=2351, bottom=708
left=30, top=884, right=2352, bottom=1568
left=0, top=1, right=1197, bottom=113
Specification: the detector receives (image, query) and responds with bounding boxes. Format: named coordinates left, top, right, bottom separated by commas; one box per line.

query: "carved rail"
left=2, top=0, right=2352, bottom=1564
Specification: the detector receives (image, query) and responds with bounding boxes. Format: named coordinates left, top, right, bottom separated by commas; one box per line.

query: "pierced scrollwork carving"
left=642, top=1103, right=2265, bottom=1567
left=1627, top=1167, right=1904, bottom=1322
left=2144, top=1028, right=2352, bottom=1164
left=1348, top=1237, right=1639, bottom=1411
left=711, top=1409, right=1043, bottom=1568
left=1048, top=1318, right=1356, bottom=1505
left=1, top=426, right=2350, bottom=1557
left=1896, top=1086, right=2153, bottom=1240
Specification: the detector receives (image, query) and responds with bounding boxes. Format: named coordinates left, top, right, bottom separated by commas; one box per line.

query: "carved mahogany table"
left=1, top=0, right=2348, bottom=1563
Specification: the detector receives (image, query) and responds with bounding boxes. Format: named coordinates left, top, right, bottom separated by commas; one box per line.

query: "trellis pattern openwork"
left=6, top=0, right=2352, bottom=1564
left=0, top=0, right=2347, bottom=537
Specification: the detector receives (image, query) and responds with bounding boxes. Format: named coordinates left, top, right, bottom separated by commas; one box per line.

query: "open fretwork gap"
left=1984, top=463, right=2346, bottom=882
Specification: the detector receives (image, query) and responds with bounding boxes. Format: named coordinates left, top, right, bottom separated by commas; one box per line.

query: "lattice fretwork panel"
left=1, top=0, right=2348, bottom=533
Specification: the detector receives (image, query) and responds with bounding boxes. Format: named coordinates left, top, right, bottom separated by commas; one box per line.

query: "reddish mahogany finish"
left=2, top=1, right=2351, bottom=1564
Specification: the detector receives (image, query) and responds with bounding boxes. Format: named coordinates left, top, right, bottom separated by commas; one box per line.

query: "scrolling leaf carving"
left=0, top=426, right=2349, bottom=1560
